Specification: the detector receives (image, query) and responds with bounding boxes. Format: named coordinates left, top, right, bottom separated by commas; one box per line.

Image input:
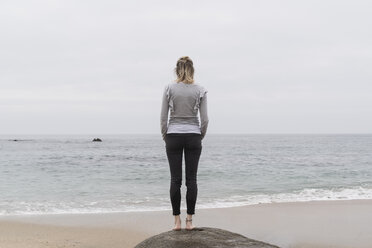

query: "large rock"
left=135, top=227, right=280, bottom=248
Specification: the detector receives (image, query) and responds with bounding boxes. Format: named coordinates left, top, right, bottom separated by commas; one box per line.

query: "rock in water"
left=92, top=138, right=102, bottom=142
left=135, top=227, right=280, bottom=248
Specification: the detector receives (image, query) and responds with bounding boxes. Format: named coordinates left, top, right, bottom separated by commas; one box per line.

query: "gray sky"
left=1, top=0, right=371, bottom=135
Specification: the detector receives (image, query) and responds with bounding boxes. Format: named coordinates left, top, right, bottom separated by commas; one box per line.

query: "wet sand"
left=1, top=199, right=371, bottom=248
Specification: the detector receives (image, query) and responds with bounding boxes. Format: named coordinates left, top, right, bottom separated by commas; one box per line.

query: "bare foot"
left=173, top=216, right=181, bottom=231
left=185, top=217, right=195, bottom=230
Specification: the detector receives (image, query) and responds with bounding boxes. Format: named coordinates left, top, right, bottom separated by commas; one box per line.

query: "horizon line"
left=1, top=133, right=371, bottom=136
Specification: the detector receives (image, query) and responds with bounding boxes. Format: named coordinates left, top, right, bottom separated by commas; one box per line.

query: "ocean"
left=1, top=134, right=371, bottom=216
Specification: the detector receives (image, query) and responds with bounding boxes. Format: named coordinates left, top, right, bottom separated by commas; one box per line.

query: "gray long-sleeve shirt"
left=160, top=82, right=209, bottom=140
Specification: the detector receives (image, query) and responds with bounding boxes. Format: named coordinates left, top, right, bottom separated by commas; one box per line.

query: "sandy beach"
left=1, top=199, right=371, bottom=248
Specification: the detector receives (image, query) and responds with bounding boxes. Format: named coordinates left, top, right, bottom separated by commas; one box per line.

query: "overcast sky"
left=1, top=0, right=371, bottom=135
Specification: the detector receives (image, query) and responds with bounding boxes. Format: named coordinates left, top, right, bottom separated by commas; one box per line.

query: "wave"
left=197, top=186, right=372, bottom=209
left=1, top=186, right=372, bottom=216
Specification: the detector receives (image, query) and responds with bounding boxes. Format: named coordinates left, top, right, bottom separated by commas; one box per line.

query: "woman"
left=160, top=56, right=209, bottom=231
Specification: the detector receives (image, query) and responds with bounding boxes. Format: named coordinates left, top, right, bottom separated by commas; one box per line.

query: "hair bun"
left=178, top=56, right=193, bottom=64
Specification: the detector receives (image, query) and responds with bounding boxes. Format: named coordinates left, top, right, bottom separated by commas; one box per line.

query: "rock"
left=135, top=227, right=280, bottom=248
left=92, top=138, right=102, bottom=142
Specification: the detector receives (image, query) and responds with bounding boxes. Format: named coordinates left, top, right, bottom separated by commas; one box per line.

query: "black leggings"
left=165, top=133, right=202, bottom=216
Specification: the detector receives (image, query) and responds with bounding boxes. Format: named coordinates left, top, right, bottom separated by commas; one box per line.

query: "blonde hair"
left=175, top=56, right=194, bottom=84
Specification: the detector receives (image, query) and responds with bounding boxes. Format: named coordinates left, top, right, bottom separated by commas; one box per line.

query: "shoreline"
left=1, top=199, right=372, bottom=248
left=2, top=196, right=372, bottom=217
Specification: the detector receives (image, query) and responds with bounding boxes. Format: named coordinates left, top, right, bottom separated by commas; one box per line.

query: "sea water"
left=0, top=134, right=371, bottom=215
